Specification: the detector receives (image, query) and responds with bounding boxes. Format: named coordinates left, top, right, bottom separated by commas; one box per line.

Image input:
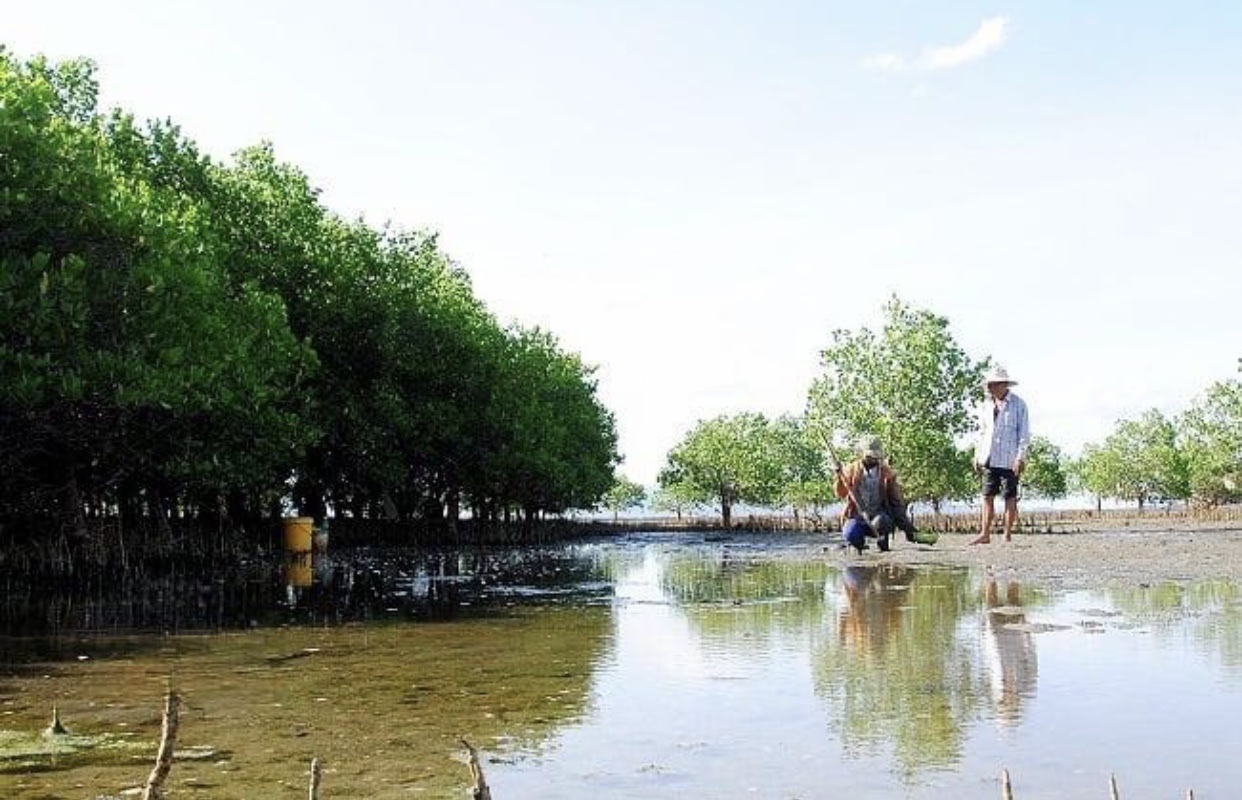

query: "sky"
left=6, top=1, right=1242, bottom=486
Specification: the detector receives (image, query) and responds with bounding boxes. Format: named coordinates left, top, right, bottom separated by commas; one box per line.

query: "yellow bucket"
left=284, top=555, right=313, bottom=587
left=282, top=516, right=314, bottom=554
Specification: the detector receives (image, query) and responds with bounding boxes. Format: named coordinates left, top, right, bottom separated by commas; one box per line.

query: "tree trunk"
left=226, top=489, right=250, bottom=526
left=59, top=461, right=89, bottom=540
left=149, top=485, right=173, bottom=542
left=446, top=488, right=460, bottom=537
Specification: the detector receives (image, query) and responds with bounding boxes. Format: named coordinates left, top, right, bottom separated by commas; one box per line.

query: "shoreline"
left=847, top=522, right=1242, bottom=589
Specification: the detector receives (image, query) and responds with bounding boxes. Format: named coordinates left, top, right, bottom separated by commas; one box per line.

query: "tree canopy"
left=0, top=49, right=618, bottom=545
left=659, top=413, right=784, bottom=528
left=1022, top=436, right=1068, bottom=501
left=1178, top=378, right=1242, bottom=506
left=807, top=297, right=986, bottom=511
left=601, top=475, right=647, bottom=521
left=1073, top=410, right=1189, bottom=509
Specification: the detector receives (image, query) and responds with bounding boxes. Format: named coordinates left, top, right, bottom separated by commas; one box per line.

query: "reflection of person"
left=835, top=436, right=918, bottom=554
left=838, top=564, right=913, bottom=655
left=982, top=577, right=1038, bottom=726
left=970, top=366, right=1031, bottom=545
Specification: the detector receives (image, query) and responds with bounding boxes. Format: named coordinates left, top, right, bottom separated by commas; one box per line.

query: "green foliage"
left=470, top=326, right=618, bottom=520
left=1071, top=443, right=1119, bottom=508
left=660, top=413, right=784, bottom=527
left=1076, top=409, right=1190, bottom=508
left=768, top=415, right=831, bottom=519
left=1178, top=379, right=1242, bottom=505
left=1022, top=436, right=1068, bottom=501
left=0, top=50, right=317, bottom=525
left=601, top=475, right=647, bottom=520
left=807, top=297, right=986, bottom=509
left=650, top=481, right=703, bottom=520
left=0, top=49, right=619, bottom=541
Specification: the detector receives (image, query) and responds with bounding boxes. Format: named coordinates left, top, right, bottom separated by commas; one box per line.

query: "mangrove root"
left=460, top=738, right=492, bottom=800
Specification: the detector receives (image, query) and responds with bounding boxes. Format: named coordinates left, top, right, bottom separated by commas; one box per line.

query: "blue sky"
left=7, top=1, right=1241, bottom=485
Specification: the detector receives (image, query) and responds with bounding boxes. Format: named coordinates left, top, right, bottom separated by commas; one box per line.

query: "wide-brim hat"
left=857, top=435, right=885, bottom=459
left=983, top=365, right=1017, bottom=386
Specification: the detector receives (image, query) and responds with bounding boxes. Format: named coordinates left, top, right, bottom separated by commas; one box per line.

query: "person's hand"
left=972, top=460, right=983, bottom=475
left=1014, top=457, right=1026, bottom=477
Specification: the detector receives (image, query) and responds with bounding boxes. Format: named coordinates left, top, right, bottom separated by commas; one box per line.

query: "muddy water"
left=2, top=533, right=1242, bottom=799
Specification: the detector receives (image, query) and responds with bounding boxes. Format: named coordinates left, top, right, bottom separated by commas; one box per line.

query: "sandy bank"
left=866, top=521, right=1242, bottom=589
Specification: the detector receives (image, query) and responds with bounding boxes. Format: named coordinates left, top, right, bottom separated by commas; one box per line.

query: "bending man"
left=835, top=436, right=919, bottom=554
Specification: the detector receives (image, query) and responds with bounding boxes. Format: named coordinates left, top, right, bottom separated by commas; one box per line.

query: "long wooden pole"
left=1001, top=767, right=1014, bottom=800
left=141, top=691, right=180, bottom=800
left=309, top=758, right=322, bottom=800
left=822, top=436, right=880, bottom=541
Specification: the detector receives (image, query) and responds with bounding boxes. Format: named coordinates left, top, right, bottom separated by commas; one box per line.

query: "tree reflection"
left=1104, top=580, right=1242, bottom=670
left=658, top=549, right=833, bottom=644
left=813, top=565, right=986, bottom=782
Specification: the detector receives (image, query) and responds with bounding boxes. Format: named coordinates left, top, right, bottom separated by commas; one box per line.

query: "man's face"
left=987, top=381, right=1010, bottom=400
left=862, top=455, right=878, bottom=469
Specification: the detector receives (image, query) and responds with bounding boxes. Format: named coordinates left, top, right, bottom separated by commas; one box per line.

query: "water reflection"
left=1102, top=580, right=1242, bottom=677
left=981, top=577, right=1038, bottom=726
left=815, top=565, right=984, bottom=781
left=0, top=545, right=619, bottom=646
left=5, top=535, right=1242, bottom=799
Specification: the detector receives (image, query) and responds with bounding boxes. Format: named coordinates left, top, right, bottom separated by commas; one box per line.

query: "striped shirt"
left=975, top=391, right=1031, bottom=470
left=857, top=467, right=884, bottom=517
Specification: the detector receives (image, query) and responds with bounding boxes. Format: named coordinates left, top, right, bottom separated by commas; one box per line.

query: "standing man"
left=970, top=366, right=1031, bottom=544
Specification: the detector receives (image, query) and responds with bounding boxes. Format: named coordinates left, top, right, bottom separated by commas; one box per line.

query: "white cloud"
left=862, top=17, right=1010, bottom=73
left=861, top=53, right=906, bottom=71
left=920, top=16, right=1010, bottom=70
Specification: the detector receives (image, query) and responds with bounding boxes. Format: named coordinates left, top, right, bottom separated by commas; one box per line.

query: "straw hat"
left=983, top=365, right=1017, bottom=386
left=857, top=435, right=885, bottom=459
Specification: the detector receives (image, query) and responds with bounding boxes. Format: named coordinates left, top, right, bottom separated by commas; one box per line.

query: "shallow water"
left=2, top=532, right=1241, bottom=798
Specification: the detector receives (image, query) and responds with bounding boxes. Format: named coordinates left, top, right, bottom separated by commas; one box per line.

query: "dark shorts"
left=983, top=467, right=1020, bottom=500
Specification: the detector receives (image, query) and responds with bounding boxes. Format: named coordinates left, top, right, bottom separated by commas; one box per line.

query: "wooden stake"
left=141, top=691, right=180, bottom=800
left=44, top=704, right=69, bottom=736
left=460, top=738, right=492, bottom=800
left=1001, top=767, right=1014, bottom=800
left=1109, top=773, right=1120, bottom=800
left=309, top=757, right=322, bottom=800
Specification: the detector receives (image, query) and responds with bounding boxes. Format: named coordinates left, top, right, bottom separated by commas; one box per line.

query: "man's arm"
left=834, top=464, right=853, bottom=500
left=1014, top=396, right=1032, bottom=471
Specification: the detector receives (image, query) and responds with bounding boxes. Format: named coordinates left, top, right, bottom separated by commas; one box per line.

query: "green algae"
left=0, top=728, right=148, bottom=773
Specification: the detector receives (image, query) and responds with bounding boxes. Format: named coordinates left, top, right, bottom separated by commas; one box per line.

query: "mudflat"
left=872, top=520, right=1242, bottom=589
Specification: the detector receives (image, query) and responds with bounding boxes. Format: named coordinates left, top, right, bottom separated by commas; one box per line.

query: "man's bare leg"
left=1003, top=497, right=1018, bottom=542
left=970, top=496, right=995, bottom=544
